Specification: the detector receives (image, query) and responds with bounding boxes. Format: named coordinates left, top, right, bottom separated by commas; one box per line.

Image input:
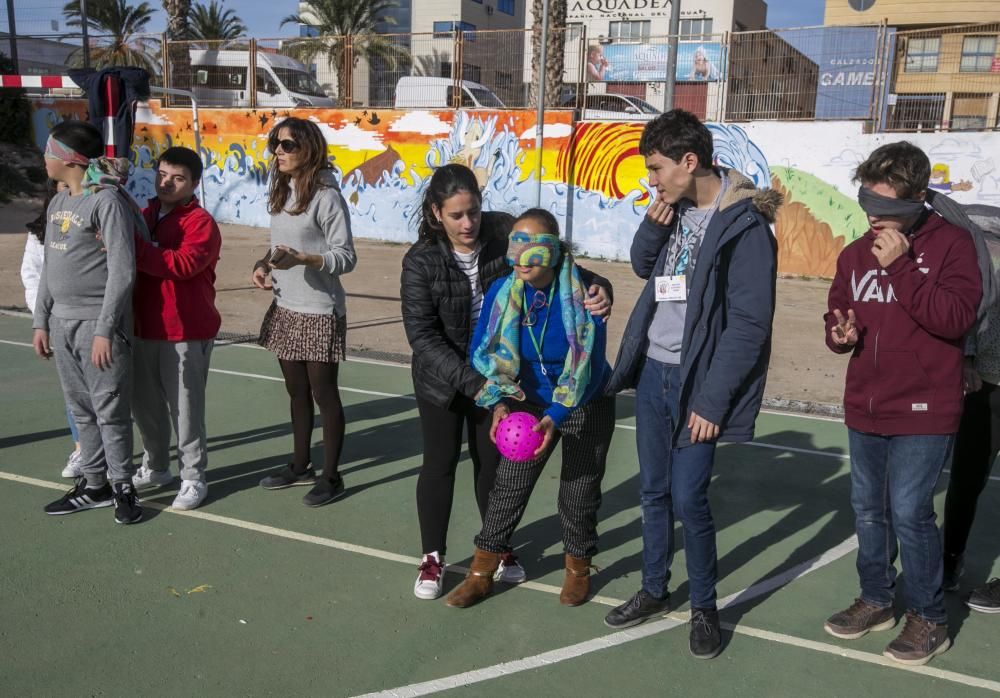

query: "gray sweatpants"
left=50, top=317, right=134, bottom=485
left=132, top=339, right=213, bottom=482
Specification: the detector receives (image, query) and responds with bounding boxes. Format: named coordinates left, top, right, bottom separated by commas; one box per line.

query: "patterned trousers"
left=475, top=395, right=616, bottom=559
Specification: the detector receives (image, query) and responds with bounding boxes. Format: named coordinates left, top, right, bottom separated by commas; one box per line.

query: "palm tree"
left=190, top=0, right=247, bottom=46
left=162, top=0, right=193, bottom=98
left=281, top=0, right=409, bottom=107
left=62, top=0, right=159, bottom=74
left=530, top=0, right=567, bottom=108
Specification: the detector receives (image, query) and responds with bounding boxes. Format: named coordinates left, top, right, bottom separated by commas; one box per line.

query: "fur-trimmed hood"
left=719, top=168, right=782, bottom=223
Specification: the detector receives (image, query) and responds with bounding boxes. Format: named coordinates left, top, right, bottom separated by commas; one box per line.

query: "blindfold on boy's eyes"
left=857, top=186, right=926, bottom=218
left=44, top=137, right=91, bottom=167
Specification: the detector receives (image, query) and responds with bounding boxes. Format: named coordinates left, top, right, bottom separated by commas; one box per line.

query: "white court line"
left=0, top=474, right=994, bottom=694
left=207, top=367, right=417, bottom=401
left=3, top=338, right=996, bottom=483
left=353, top=617, right=687, bottom=698
left=722, top=624, right=1000, bottom=693
left=0, top=470, right=859, bottom=694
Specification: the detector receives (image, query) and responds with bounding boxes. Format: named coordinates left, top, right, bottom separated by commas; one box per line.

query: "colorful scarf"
left=473, top=246, right=596, bottom=411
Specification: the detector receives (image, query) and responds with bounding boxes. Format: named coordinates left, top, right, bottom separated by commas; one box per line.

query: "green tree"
left=530, top=0, right=567, bottom=108
left=162, top=0, right=193, bottom=97
left=62, top=0, right=159, bottom=74
left=281, top=0, right=408, bottom=107
left=190, top=0, right=247, bottom=45
left=0, top=51, right=32, bottom=145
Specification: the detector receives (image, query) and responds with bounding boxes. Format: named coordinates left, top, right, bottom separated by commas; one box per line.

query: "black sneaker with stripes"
left=44, top=478, right=114, bottom=515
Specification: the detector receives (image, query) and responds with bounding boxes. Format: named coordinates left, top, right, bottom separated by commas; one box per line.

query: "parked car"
left=190, top=49, right=335, bottom=108
left=394, top=76, right=505, bottom=109
left=563, top=93, right=662, bottom=121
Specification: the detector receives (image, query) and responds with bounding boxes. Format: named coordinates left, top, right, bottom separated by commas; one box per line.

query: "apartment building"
left=824, top=0, right=1000, bottom=129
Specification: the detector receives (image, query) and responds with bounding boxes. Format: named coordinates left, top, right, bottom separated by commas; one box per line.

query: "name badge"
left=655, top=275, right=687, bottom=302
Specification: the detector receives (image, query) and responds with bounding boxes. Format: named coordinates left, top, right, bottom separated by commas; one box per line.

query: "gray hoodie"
left=270, top=171, right=357, bottom=316
left=33, top=188, right=136, bottom=338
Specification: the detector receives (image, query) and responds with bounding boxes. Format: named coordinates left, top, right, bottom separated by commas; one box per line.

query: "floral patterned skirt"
left=258, top=302, right=347, bottom=363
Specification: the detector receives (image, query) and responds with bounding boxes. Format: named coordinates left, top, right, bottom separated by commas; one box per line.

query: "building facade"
left=824, top=0, right=1000, bottom=129
left=297, top=0, right=526, bottom=107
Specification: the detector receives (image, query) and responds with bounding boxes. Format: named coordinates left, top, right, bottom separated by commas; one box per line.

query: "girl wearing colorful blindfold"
left=446, top=208, right=617, bottom=610
left=402, top=165, right=614, bottom=603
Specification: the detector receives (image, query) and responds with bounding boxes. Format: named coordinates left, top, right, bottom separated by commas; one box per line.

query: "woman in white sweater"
left=19, top=180, right=82, bottom=478
left=250, top=117, right=357, bottom=507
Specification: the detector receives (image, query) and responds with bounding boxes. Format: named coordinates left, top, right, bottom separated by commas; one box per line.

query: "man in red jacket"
left=131, top=147, right=222, bottom=510
left=822, top=142, right=981, bottom=665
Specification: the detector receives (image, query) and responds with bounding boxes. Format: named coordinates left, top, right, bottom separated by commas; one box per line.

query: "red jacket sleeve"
left=885, top=232, right=981, bottom=340
left=135, top=211, right=221, bottom=281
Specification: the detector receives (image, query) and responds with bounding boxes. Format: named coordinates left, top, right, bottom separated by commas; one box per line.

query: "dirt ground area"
left=0, top=206, right=846, bottom=411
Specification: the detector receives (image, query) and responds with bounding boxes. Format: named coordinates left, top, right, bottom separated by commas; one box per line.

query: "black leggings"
left=278, top=359, right=345, bottom=481
left=415, top=394, right=500, bottom=557
left=943, top=382, right=1000, bottom=558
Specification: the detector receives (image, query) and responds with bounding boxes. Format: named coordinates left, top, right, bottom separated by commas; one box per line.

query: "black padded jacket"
left=401, top=211, right=612, bottom=409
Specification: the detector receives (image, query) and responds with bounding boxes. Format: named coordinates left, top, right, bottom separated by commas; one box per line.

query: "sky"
left=765, top=0, right=827, bottom=29
left=6, top=0, right=828, bottom=38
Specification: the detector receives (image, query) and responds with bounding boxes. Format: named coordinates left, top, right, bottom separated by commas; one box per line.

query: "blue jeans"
left=66, top=404, right=79, bottom=443
left=848, top=429, right=953, bottom=624
left=636, top=358, right=718, bottom=609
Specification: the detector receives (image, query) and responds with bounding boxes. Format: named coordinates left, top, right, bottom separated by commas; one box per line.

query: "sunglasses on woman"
left=270, top=138, right=300, bottom=154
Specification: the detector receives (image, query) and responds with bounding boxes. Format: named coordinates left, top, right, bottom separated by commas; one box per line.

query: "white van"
left=190, top=50, right=335, bottom=108
left=394, top=76, right=505, bottom=109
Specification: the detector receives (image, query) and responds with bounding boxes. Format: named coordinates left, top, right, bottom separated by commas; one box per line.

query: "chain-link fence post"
left=248, top=38, right=257, bottom=109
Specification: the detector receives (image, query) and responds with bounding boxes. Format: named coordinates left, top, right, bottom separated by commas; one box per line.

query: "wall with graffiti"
left=30, top=100, right=1000, bottom=278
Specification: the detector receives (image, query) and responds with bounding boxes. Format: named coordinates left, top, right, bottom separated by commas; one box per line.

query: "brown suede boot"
left=446, top=548, right=501, bottom=608
left=560, top=554, right=592, bottom=606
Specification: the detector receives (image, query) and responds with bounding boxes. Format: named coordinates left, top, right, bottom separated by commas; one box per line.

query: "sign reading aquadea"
left=570, top=0, right=673, bottom=18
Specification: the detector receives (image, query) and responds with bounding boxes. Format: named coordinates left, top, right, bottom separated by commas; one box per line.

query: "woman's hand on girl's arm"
left=585, top=285, right=611, bottom=319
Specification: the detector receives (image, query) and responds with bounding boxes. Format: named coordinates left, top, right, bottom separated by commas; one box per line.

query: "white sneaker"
left=132, top=464, right=174, bottom=489
left=495, top=551, right=527, bottom=584
left=171, top=480, right=208, bottom=511
left=61, top=449, right=84, bottom=478
left=413, top=552, right=446, bottom=600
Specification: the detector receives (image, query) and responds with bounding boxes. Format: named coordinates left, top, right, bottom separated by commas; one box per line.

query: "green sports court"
left=0, top=311, right=997, bottom=696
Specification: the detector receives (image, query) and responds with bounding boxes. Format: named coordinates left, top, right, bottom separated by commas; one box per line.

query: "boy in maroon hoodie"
left=822, top=141, right=981, bottom=665
left=131, top=147, right=222, bottom=510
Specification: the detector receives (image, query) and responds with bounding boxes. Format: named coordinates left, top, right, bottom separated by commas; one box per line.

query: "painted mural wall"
left=30, top=100, right=1000, bottom=278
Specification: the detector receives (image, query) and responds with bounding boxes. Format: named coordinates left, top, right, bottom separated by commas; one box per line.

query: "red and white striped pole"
left=101, top=73, right=120, bottom=158
left=0, top=74, right=79, bottom=89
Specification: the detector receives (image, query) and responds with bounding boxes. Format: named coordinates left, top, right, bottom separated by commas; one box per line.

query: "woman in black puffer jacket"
left=401, top=164, right=612, bottom=600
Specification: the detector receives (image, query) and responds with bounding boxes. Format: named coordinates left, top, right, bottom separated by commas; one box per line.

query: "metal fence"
left=6, top=22, right=1000, bottom=132
left=885, top=22, right=1000, bottom=131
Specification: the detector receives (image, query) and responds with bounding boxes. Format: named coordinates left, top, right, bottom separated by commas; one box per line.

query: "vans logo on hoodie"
left=851, top=269, right=897, bottom=304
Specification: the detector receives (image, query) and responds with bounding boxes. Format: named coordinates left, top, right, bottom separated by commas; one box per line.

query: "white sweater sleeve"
left=317, top=188, right=357, bottom=276
left=20, top=234, right=45, bottom=314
